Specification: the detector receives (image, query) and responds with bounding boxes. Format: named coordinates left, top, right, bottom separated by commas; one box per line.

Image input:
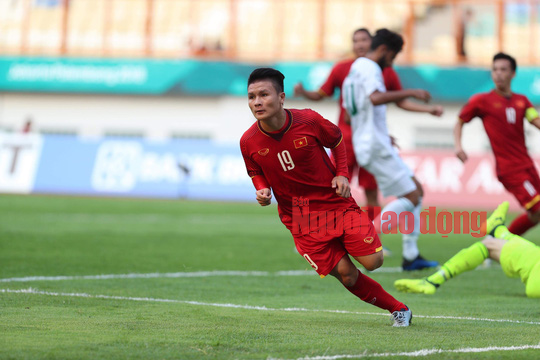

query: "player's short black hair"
left=353, top=28, right=371, bottom=38
left=493, top=52, right=517, bottom=71
left=370, top=28, right=403, bottom=53
left=248, top=68, right=285, bottom=93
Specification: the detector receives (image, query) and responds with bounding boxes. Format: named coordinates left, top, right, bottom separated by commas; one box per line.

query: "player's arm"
left=454, top=96, right=480, bottom=163
left=531, top=117, right=540, bottom=130
left=525, top=105, right=540, bottom=130
left=294, top=64, right=338, bottom=101
left=241, top=138, right=272, bottom=206
left=330, top=139, right=351, bottom=198
left=395, top=99, right=444, bottom=117
left=312, top=111, right=351, bottom=198
left=454, top=119, right=468, bottom=163
left=252, top=175, right=272, bottom=206
left=383, top=68, right=442, bottom=116
left=294, top=83, right=326, bottom=101
left=370, top=89, right=431, bottom=106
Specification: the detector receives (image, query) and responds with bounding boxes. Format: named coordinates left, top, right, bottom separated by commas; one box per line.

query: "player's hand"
left=430, top=105, right=444, bottom=117
left=456, top=150, right=468, bottom=163
left=256, top=188, right=272, bottom=206
left=411, top=89, right=431, bottom=103
left=332, top=176, right=351, bottom=198
left=293, top=83, right=305, bottom=97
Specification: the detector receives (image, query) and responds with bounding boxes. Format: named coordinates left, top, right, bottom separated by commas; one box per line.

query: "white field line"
left=2, top=288, right=539, bottom=326
left=269, top=344, right=540, bottom=360
left=0, top=267, right=410, bottom=283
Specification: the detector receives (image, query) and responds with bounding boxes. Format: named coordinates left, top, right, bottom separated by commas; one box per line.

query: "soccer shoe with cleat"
left=402, top=255, right=439, bottom=271
left=394, top=278, right=438, bottom=295
left=485, top=201, right=509, bottom=236
left=391, top=306, right=412, bottom=327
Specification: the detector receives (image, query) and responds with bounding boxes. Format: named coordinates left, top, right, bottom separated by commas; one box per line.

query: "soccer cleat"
left=485, top=201, right=509, bottom=236
left=391, top=306, right=412, bottom=327
left=402, top=255, right=439, bottom=271
left=394, top=278, right=438, bottom=295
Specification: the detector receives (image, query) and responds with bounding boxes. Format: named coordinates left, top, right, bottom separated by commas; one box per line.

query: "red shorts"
left=292, top=207, right=383, bottom=277
left=343, top=138, right=378, bottom=191
left=498, top=167, right=540, bottom=212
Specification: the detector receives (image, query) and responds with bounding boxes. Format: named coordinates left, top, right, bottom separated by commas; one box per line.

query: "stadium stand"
left=0, top=0, right=537, bottom=65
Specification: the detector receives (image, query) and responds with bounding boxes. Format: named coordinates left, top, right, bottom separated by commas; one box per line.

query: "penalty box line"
left=269, top=344, right=540, bottom=360
left=0, top=265, right=495, bottom=283
left=1, top=287, right=539, bottom=326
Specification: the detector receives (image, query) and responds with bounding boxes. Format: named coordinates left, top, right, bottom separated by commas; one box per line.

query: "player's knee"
left=526, top=286, right=540, bottom=299
left=404, top=190, right=421, bottom=206
left=338, top=270, right=358, bottom=287
left=415, top=182, right=424, bottom=198
left=362, top=253, right=384, bottom=271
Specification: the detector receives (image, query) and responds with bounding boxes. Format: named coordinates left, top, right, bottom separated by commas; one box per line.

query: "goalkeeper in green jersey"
left=394, top=202, right=540, bottom=298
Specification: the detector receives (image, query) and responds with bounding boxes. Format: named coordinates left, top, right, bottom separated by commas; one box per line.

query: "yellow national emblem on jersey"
left=364, top=236, right=374, bottom=244
left=294, top=137, right=308, bottom=149
left=258, top=148, right=270, bottom=156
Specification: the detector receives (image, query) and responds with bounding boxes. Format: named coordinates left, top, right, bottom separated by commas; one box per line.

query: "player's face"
left=352, top=31, right=371, bottom=58
left=247, top=80, right=285, bottom=121
left=491, top=59, right=515, bottom=89
left=378, top=48, right=397, bottom=69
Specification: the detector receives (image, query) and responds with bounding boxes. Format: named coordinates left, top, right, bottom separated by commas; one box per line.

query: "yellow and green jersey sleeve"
left=525, top=107, right=539, bottom=122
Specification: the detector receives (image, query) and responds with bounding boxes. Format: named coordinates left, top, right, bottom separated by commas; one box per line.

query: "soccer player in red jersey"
left=241, top=68, right=412, bottom=326
left=294, top=28, right=443, bottom=225
left=455, top=52, right=540, bottom=236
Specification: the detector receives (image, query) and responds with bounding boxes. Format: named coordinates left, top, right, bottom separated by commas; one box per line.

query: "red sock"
left=345, top=270, right=405, bottom=313
left=508, top=213, right=537, bottom=236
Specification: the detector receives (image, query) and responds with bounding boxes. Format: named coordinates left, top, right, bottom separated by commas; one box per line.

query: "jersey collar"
left=257, top=109, right=293, bottom=141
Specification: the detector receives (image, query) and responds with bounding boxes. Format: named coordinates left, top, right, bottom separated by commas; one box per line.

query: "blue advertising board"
left=0, top=133, right=254, bottom=201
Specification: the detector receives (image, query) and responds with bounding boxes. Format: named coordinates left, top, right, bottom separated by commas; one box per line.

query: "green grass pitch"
left=1, top=194, right=540, bottom=359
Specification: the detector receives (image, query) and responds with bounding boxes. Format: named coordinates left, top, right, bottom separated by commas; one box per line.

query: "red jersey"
left=318, top=59, right=402, bottom=140
left=240, top=108, right=356, bottom=230
left=383, top=67, right=403, bottom=92
left=459, top=90, right=537, bottom=176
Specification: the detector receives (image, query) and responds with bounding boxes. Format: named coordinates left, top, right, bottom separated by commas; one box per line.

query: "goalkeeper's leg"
left=395, top=241, right=489, bottom=294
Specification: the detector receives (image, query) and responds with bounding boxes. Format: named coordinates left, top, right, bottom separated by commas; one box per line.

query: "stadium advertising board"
left=0, top=133, right=537, bottom=210
left=0, top=57, right=540, bottom=102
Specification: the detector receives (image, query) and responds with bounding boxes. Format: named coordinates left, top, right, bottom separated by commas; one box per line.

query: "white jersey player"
left=342, top=29, right=439, bottom=271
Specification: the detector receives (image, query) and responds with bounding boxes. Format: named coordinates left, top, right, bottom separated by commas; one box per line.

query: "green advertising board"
left=0, top=56, right=539, bottom=103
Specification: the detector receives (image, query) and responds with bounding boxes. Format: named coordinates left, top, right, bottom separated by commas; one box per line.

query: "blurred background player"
left=342, top=29, right=439, bottom=271
left=241, top=68, right=412, bottom=326
left=294, top=28, right=443, bottom=225
left=455, top=52, right=540, bottom=237
left=394, top=201, right=540, bottom=299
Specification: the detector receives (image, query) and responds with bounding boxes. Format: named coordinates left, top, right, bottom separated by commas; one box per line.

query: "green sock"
left=494, top=225, right=522, bottom=241
left=427, top=242, right=489, bottom=286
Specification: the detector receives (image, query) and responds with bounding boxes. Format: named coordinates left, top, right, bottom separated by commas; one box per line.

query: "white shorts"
left=362, top=149, right=416, bottom=198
